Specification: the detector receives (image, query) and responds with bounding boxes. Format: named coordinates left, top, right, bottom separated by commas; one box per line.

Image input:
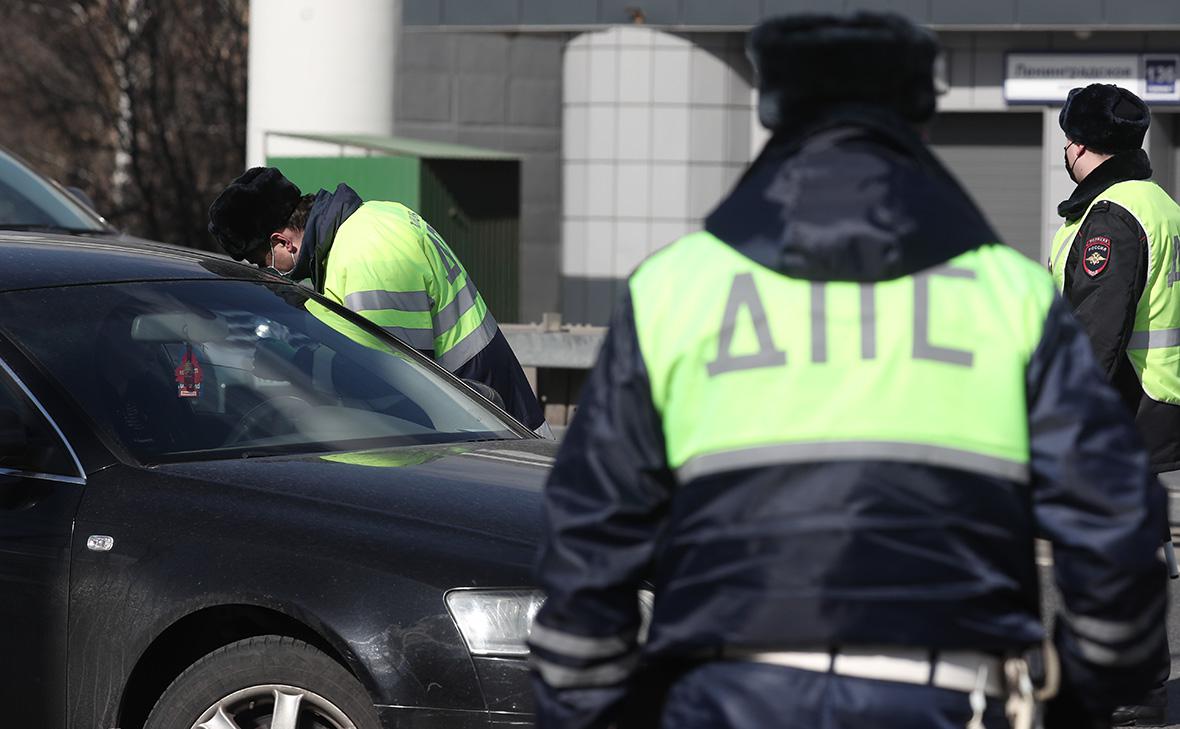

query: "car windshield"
left=0, top=279, right=522, bottom=463
left=0, top=148, right=107, bottom=233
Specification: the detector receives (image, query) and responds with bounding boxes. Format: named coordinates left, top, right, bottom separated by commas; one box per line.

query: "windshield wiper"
left=237, top=448, right=294, bottom=459
left=0, top=223, right=106, bottom=235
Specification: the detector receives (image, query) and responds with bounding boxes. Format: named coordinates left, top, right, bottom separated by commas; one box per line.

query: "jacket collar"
left=1057, top=149, right=1152, bottom=221
left=292, top=184, right=364, bottom=289
left=706, top=106, right=999, bottom=282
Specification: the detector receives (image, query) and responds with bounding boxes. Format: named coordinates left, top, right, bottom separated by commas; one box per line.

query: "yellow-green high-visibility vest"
left=630, top=232, right=1055, bottom=483
left=1049, top=180, right=1180, bottom=404
left=321, top=201, right=498, bottom=372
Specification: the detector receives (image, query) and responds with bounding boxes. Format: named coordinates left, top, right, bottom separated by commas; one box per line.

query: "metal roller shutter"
left=929, top=113, right=1043, bottom=262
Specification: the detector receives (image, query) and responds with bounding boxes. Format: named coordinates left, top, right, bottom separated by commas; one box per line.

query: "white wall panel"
left=561, top=27, right=755, bottom=323
left=249, top=0, right=398, bottom=166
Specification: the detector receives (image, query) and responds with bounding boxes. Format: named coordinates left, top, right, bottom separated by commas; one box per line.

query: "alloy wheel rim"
left=190, top=683, right=358, bottom=729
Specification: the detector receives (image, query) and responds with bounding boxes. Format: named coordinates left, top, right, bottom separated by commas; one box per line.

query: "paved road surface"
left=1152, top=572, right=1177, bottom=728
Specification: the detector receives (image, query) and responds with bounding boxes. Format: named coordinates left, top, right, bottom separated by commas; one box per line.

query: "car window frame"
left=0, top=355, right=86, bottom=484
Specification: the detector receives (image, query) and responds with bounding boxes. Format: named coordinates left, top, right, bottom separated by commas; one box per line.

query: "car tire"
left=144, top=634, right=381, bottom=729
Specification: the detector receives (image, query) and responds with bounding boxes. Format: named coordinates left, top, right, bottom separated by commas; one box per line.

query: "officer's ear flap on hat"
left=747, top=12, right=940, bottom=133
left=208, top=167, right=301, bottom=263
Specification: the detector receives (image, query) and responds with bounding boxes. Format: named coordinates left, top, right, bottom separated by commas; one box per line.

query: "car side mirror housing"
left=0, top=407, right=29, bottom=454
left=0, top=407, right=59, bottom=467
left=462, top=379, right=505, bottom=410
left=66, top=186, right=97, bottom=212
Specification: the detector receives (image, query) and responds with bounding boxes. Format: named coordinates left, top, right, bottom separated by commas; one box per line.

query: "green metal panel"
left=266, top=141, right=521, bottom=322
left=420, top=159, right=520, bottom=322
left=266, top=156, right=421, bottom=209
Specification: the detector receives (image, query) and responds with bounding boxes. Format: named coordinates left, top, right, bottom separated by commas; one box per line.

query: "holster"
left=1002, top=640, right=1059, bottom=729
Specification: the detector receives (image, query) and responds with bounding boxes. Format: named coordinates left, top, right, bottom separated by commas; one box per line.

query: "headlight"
left=446, top=588, right=655, bottom=658
left=446, top=589, right=544, bottom=657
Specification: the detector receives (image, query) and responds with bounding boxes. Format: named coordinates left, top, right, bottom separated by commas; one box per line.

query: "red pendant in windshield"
left=175, top=344, right=202, bottom=398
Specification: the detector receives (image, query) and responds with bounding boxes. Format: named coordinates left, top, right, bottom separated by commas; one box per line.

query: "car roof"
left=0, top=232, right=276, bottom=292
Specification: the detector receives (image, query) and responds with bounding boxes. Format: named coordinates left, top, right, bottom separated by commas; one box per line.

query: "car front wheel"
left=144, top=635, right=380, bottom=729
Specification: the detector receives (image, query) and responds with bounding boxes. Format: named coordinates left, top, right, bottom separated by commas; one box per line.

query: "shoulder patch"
left=1083, top=236, right=1111, bottom=278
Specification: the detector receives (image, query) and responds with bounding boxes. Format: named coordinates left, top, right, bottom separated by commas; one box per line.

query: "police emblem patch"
left=1083, top=236, right=1111, bottom=278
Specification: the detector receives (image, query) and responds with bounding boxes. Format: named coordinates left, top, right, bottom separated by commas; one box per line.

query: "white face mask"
left=267, top=257, right=296, bottom=276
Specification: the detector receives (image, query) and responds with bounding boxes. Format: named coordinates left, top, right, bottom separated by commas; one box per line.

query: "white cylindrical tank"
left=561, top=26, right=755, bottom=322
left=246, top=0, right=399, bottom=167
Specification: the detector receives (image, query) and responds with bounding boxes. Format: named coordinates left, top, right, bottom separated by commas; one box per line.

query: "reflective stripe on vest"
left=630, top=232, right=1053, bottom=483
left=344, top=289, right=432, bottom=314
left=322, top=201, right=493, bottom=371
left=304, top=298, right=403, bottom=353
left=1049, top=180, right=1180, bottom=404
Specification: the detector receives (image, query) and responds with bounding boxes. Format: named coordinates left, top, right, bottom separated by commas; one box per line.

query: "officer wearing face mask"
left=207, top=168, right=548, bottom=435
left=1049, top=83, right=1180, bottom=726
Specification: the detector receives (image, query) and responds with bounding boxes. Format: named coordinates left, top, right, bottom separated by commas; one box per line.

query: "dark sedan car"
left=0, top=145, right=115, bottom=235
left=0, top=233, right=553, bottom=728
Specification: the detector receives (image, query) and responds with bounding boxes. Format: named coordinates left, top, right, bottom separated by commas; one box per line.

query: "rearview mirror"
left=131, top=312, right=229, bottom=343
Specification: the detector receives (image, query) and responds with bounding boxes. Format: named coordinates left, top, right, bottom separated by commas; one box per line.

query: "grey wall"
left=405, top=0, right=1180, bottom=28
left=396, top=30, right=566, bottom=322
left=1152, top=114, right=1179, bottom=201
left=929, top=113, right=1044, bottom=261
left=396, top=23, right=1180, bottom=326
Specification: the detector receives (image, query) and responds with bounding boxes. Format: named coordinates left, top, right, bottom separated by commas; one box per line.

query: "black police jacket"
left=528, top=110, right=1168, bottom=729
left=1057, top=150, right=1180, bottom=472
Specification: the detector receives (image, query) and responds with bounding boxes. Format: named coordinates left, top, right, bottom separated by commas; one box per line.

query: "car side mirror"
left=65, top=186, right=97, bottom=212
left=0, top=407, right=28, bottom=453
left=0, top=407, right=57, bottom=467
left=0, top=409, right=53, bottom=509
left=462, top=379, right=505, bottom=410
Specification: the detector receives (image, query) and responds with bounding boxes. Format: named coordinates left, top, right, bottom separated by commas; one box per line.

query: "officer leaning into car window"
left=206, top=169, right=549, bottom=435
left=1048, top=83, right=1180, bottom=727
left=527, top=12, right=1168, bottom=729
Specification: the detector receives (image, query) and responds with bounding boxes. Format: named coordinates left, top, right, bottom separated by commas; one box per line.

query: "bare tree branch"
left=0, top=0, right=248, bottom=249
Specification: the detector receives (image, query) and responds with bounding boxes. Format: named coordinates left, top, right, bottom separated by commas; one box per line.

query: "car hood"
left=153, top=439, right=558, bottom=553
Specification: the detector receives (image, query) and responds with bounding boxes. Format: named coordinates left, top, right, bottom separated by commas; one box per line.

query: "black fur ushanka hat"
left=208, top=167, right=301, bottom=262
left=1059, top=84, right=1150, bottom=153
left=747, top=12, right=940, bottom=132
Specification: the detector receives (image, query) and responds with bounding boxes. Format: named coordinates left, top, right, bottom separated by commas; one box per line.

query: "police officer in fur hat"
left=1049, top=83, right=1180, bottom=727
left=527, top=13, right=1167, bottom=729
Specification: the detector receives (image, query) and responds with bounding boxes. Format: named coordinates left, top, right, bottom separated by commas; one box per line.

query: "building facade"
left=398, top=1, right=1180, bottom=325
